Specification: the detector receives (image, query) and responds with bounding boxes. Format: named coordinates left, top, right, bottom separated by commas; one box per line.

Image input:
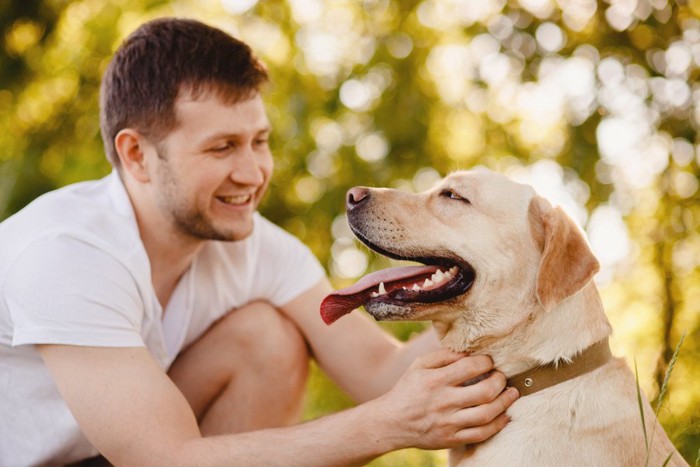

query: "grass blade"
left=641, top=332, right=686, bottom=467
left=635, top=357, right=650, bottom=465
left=655, top=332, right=686, bottom=416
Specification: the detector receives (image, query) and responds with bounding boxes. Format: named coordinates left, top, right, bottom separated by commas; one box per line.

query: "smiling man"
left=0, top=18, right=517, bottom=466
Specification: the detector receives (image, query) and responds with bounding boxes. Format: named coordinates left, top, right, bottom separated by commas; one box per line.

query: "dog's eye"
left=440, top=189, right=471, bottom=204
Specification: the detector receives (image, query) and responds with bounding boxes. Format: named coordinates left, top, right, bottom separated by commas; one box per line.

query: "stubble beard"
left=154, top=150, right=248, bottom=242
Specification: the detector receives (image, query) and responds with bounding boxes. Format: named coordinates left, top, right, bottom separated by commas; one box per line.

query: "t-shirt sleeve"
left=250, top=216, right=326, bottom=307
left=5, top=235, right=146, bottom=348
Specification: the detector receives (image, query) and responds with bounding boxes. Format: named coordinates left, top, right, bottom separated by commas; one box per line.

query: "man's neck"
left=125, top=182, right=203, bottom=311
left=141, top=224, right=202, bottom=311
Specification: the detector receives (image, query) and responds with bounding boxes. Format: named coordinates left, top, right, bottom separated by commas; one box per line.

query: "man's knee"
left=170, top=302, right=310, bottom=432
left=208, top=301, right=309, bottom=377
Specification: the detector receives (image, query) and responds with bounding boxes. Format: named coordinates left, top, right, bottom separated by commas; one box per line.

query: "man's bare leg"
left=168, top=302, right=309, bottom=435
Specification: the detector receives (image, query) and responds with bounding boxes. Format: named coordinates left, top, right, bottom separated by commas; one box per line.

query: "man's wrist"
left=351, top=395, right=409, bottom=455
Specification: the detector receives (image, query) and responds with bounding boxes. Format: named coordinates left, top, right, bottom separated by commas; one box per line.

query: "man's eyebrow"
left=199, top=127, right=272, bottom=144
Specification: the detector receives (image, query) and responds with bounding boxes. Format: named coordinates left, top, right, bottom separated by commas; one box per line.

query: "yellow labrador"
left=321, top=169, right=687, bottom=466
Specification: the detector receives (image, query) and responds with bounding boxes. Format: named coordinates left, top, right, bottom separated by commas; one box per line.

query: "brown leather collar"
left=506, top=338, right=612, bottom=397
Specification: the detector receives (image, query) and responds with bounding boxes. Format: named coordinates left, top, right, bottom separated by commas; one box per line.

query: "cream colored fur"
left=350, top=169, right=687, bottom=466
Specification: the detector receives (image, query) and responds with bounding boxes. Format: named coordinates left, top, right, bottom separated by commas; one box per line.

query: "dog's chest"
left=450, top=411, right=565, bottom=466
left=449, top=377, right=645, bottom=467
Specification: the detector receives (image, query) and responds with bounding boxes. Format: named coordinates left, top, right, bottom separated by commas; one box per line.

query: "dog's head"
left=321, top=169, right=599, bottom=346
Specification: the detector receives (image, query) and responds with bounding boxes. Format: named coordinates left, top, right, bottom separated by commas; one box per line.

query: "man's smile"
left=216, top=194, right=254, bottom=206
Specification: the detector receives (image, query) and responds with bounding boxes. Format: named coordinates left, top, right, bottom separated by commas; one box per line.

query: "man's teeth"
left=219, top=194, right=251, bottom=205
left=370, top=267, right=458, bottom=298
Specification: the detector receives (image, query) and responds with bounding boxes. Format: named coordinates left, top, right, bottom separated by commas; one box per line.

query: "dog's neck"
left=438, top=282, right=613, bottom=378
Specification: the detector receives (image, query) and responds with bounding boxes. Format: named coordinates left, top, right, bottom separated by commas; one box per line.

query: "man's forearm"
left=176, top=399, right=397, bottom=467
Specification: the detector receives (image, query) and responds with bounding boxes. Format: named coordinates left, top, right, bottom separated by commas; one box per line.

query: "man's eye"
left=210, top=144, right=232, bottom=153
left=440, top=189, right=471, bottom=204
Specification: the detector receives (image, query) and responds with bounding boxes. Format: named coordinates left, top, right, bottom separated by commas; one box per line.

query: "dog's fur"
left=346, top=169, right=687, bottom=466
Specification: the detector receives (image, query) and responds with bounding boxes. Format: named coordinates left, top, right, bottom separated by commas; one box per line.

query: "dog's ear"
left=529, top=196, right=600, bottom=311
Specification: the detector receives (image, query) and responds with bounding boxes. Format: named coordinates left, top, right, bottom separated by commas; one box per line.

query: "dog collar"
left=506, top=338, right=612, bottom=397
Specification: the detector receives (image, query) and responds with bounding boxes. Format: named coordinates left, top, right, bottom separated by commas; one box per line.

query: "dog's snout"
left=346, top=187, right=371, bottom=210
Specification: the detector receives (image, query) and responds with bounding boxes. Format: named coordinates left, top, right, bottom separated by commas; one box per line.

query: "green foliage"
left=2, top=0, right=699, bottom=464
left=638, top=333, right=687, bottom=467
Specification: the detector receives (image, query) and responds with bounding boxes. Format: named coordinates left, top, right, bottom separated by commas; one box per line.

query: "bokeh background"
left=1, top=0, right=698, bottom=464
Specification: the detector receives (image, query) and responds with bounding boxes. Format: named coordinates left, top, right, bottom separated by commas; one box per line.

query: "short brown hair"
left=99, top=18, right=269, bottom=168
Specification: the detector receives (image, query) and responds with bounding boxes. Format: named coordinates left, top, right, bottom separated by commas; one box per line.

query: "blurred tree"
left=1, top=0, right=698, bottom=464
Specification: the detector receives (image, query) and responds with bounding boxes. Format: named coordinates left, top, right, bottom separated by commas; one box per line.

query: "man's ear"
left=528, top=195, right=600, bottom=311
left=114, top=129, right=151, bottom=183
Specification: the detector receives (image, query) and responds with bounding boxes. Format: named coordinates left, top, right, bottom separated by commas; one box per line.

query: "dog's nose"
left=346, top=187, right=371, bottom=210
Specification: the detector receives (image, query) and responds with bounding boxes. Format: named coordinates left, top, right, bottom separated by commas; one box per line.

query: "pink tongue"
left=320, top=265, right=438, bottom=325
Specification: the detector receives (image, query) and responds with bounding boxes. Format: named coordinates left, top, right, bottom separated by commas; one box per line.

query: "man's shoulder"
left=0, top=174, right=145, bottom=281
left=2, top=175, right=116, bottom=230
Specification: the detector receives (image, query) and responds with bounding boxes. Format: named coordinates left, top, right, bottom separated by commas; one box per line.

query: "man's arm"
left=280, top=278, right=466, bottom=401
left=38, top=343, right=515, bottom=466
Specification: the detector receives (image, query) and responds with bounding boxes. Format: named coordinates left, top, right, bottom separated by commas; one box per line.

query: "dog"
left=321, top=169, right=688, bottom=466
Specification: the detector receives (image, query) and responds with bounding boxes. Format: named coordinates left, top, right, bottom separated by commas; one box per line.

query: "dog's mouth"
left=321, top=228, right=476, bottom=325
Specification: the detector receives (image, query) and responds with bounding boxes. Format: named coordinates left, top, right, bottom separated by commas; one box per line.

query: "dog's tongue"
left=320, top=265, right=438, bottom=324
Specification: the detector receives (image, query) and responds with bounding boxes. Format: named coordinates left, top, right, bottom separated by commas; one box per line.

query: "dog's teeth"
left=444, top=270, right=452, bottom=279
left=430, top=270, right=443, bottom=283
left=412, top=284, right=421, bottom=292
left=449, top=266, right=458, bottom=274
left=435, top=270, right=445, bottom=283
left=423, top=279, right=434, bottom=288
left=371, top=282, right=387, bottom=298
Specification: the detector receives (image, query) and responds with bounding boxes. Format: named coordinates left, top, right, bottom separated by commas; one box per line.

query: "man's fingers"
left=455, top=386, right=519, bottom=428
left=457, top=371, right=509, bottom=406
left=452, top=385, right=519, bottom=445
left=438, top=354, right=495, bottom=386
left=453, top=412, right=510, bottom=445
left=412, top=348, right=470, bottom=370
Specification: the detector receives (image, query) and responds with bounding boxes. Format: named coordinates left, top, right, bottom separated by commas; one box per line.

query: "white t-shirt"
left=0, top=171, right=325, bottom=466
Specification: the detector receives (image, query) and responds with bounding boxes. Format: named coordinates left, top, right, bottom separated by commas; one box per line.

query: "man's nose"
left=346, top=187, right=371, bottom=210
left=231, top=151, right=266, bottom=186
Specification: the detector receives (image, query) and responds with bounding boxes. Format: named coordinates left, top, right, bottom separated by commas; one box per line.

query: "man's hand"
left=370, top=348, right=519, bottom=450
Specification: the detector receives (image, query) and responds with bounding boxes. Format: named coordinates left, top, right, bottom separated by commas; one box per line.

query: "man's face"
left=148, top=91, right=273, bottom=242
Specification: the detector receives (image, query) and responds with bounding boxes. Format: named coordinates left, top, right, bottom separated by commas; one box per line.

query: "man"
left=0, top=18, right=518, bottom=466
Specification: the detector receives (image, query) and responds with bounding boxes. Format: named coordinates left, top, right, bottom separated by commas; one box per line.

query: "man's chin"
left=226, top=225, right=255, bottom=242
left=219, top=214, right=258, bottom=240
left=208, top=222, right=255, bottom=242
left=176, top=217, right=254, bottom=242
